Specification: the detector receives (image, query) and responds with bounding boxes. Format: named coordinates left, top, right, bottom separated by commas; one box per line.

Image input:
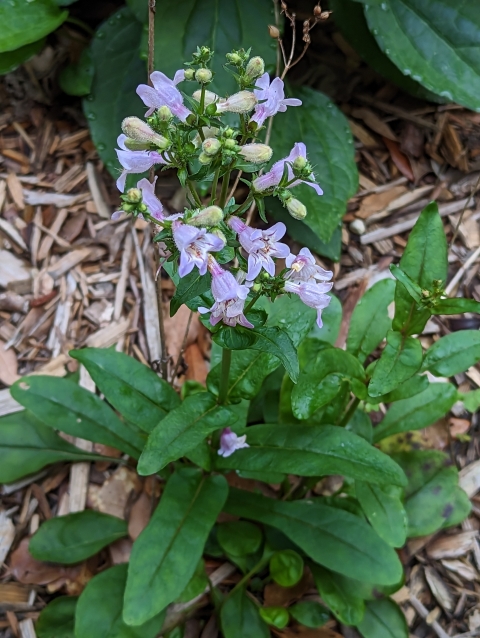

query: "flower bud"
left=245, top=56, right=265, bottom=80
left=157, top=105, right=173, bottom=121
left=184, top=68, right=195, bottom=80
left=286, top=198, right=307, bottom=220
left=211, top=228, right=227, bottom=244
left=252, top=282, right=262, bottom=292
left=226, top=52, right=243, bottom=66
left=268, top=24, right=280, bottom=39
left=121, top=117, right=170, bottom=149
left=193, top=89, right=221, bottom=106
left=223, top=138, right=238, bottom=150
left=123, top=138, right=150, bottom=151
left=195, top=68, right=213, bottom=84
left=189, top=206, right=224, bottom=227
left=239, top=143, right=272, bottom=163
left=292, top=155, right=307, bottom=172
left=202, top=137, right=221, bottom=156
left=125, top=188, right=142, bottom=204
left=224, top=127, right=236, bottom=138
left=216, top=91, right=257, bottom=114
left=198, top=152, right=213, bottom=165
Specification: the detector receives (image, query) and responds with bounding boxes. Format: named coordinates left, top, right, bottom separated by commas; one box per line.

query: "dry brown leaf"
left=0, top=341, right=19, bottom=386
left=108, top=538, right=133, bottom=565
left=163, top=304, right=200, bottom=364
left=185, top=342, right=208, bottom=384
left=9, top=538, right=79, bottom=586
left=449, top=417, right=471, bottom=438
left=382, top=137, right=415, bottom=181
left=128, top=492, right=151, bottom=541
left=88, top=466, right=142, bottom=519
left=264, top=569, right=314, bottom=607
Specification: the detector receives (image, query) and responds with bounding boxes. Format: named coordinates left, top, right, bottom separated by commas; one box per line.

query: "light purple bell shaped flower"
left=172, top=221, right=225, bottom=278
left=250, top=73, right=302, bottom=127
left=228, top=216, right=290, bottom=281
left=136, top=70, right=191, bottom=121
left=136, top=177, right=165, bottom=222
left=252, top=142, right=323, bottom=196
left=284, top=279, right=333, bottom=328
left=218, top=428, right=249, bottom=457
left=115, top=134, right=167, bottom=192
left=285, top=247, right=333, bottom=284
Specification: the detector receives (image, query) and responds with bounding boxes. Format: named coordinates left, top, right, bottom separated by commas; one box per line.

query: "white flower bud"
left=126, top=188, right=142, bottom=204
left=292, top=155, right=307, bottom=171
left=193, top=127, right=219, bottom=148
left=121, top=117, right=170, bottom=149
left=245, top=56, right=265, bottom=79
left=184, top=68, right=195, bottom=80
left=223, top=138, right=238, bottom=150
left=239, top=143, right=272, bottom=163
left=286, top=198, right=307, bottom=220
left=195, top=68, right=213, bottom=83
left=216, top=91, right=257, bottom=114
left=198, top=152, right=213, bottom=165
left=202, top=137, right=221, bottom=156
left=192, top=89, right=224, bottom=107
left=189, top=206, right=224, bottom=227
left=157, top=105, right=173, bottom=121
left=226, top=52, right=243, bottom=66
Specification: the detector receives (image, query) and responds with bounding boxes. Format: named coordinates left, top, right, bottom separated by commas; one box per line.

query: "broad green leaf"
left=76, top=565, right=164, bottom=638
left=29, top=511, right=127, bottom=564
left=70, top=348, right=179, bottom=433
left=216, top=424, right=407, bottom=486
left=259, top=607, right=289, bottom=629
left=357, top=599, right=408, bottom=638
left=59, top=48, right=94, bottom=96
left=124, top=469, right=228, bottom=625
left=224, top=489, right=403, bottom=585
left=175, top=558, right=208, bottom=603
left=36, top=597, right=76, bottom=638
left=137, top=392, right=236, bottom=475
left=126, top=0, right=148, bottom=22
left=217, top=521, right=263, bottom=557
left=356, top=482, right=407, bottom=548
left=0, top=39, right=45, bottom=75
left=270, top=550, right=304, bottom=587
left=257, top=293, right=317, bottom=348
left=373, top=382, right=458, bottom=442
left=0, top=0, right=67, bottom=53
left=392, top=202, right=447, bottom=335
left=347, top=279, right=395, bottom=363
left=11, top=376, right=144, bottom=458
left=359, top=0, right=480, bottom=112
left=84, top=8, right=146, bottom=176
left=220, top=587, right=269, bottom=638
left=372, top=374, right=429, bottom=404
left=289, top=600, right=330, bottom=628
left=311, top=564, right=365, bottom=626
left=432, top=297, right=480, bottom=315
left=422, top=331, right=480, bottom=377
left=272, top=86, right=358, bottom=242
left=309, top=294, right=343, bottom=345
left=462, top=389, right=480, bottom=413
left=346, top=409, right=373, bottom=443
left=292, top=348, right=366, bottom=419
left=0, top=411, right=104, bottom=483
left=393, top=449, right=448, bottom=497
left=170, top=271, right=212, bottom=316
left=389, top=265, right=422, bottom=302
left=368, top=331, right=422, bottom=398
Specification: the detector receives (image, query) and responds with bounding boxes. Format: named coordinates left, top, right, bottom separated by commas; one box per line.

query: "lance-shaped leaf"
left=124, top=469, right=228, bottom=625
left=421, top=331, right=480, bottom=377
left=311, top=564, right=365, bottom=626
left=356, top=482, right=407, bottom=548
left=389, top=264, right=422, bottom=302
left=170, top=271, right=212, bottom=316
left=224, top=489, right=403, bottom=585
left=137, top=392, right=237, bottom=475
left=368, top=330, right=422, bottom=398
left=0, top=0, right=67, bottom=53
left=70, top=348, right=179, bottom=433
left=432, top=297, right=480, bottom=315
left=36, top=597, right=77, bottom=638
left=216, top=424, right=406, bottom=487
left=11, top=376, right=144, bottom=458
left=221, top=586, right=270, bottom=638
left=357, top=599, right=408, bottom=638
left=371, top=374, right=429, bottom=404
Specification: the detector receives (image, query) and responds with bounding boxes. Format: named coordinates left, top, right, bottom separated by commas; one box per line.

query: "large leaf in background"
left=356, top=482, right=407, bottom=548
left=359, top=0, right=480, bottom=112
left=311, top=564, right=365, bottom=626
left=347, top=279, right=395, bottom=364
left=272, top=86, right=358, bottom=243
left=0, top=39, right=45, bottom=75
left=59, top=49, right=94, bottom=97
left=221, top=587, right=269, bottom=638
left=29, top=511, right=127, bottom=564
left=373, top=382, right=458, bottom=442
left=84, top=7, right=146, bottom=177
left=11, top=376, right=145, bottom=458
left=309, top=294, right=343, bottom=345
left=36, top=597, right=77, bottom=638
left=224, top=489, right=403, bottom=585
left=170, top=271, right=212, bottom=316
left=71, top=348, right=179, bottom=433
left=137, top=392, right=237, bottom=475
left=124, top=469, right=228, bottom=625
left=368, top=331, right=422, bottom=398
left=0, top=0, right=67, bottom=53
left=153, top=0, right=276, bottom=95
left=0, top=412, right=104, bottom=484
left=76, top=565, right=164, bottom=638
left=357, top=599, right=408, bottom=638
left=421, top=331, right=480, bottom=377
left=216, top=424, right=407, bottom=486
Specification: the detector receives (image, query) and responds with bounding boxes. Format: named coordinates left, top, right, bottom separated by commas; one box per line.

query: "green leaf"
left=36, top=597, right=76, bottom=638
left=84, top=7, right=146, bottom=177
left=220, top=587, right=269, bottom=638
left=216, top=424, right=407, bottom=486
left=258, top=293, right=317, bottom=348
left=217, top=521, right=263, bottom=557
left=259, top=607, right=290, bottom=629
left=137, top=392, right=237, bottom=475
left=347, top=279, right=395, bottom=363
left=462, top=389, right=480, bottom=413
left=70, top=348, right=179, bottom=434
left=270, top=550, right=304, bottom=587
left=389, top=265, right=422, bottom=302
left=224, top=489, right=404, bottom=585
left=272, top=86, right=358, bottom=242
left=124, top=469, right=228, bottom=625
left=373, top=382, right=458, bottom=442
left=29, top=511, right=127, bottom=564
left=356, top=482, right=407, bottom=548
left=0, top=0, right=67, bottom=53
left=422, top=330, right=480, bottom=376
left=170, top=271, right=212, bottom=316
left=11, top=376, right=144, bottom=458
left=359, top=0, right=480, bottom=112
left=76, top=565, right=165, bottom=638
left=432, top=297, right=480, bottom=315
left=309, top=294, right=343, bottom=345
left=311, top=564, right=365, bottom=626
left=357, top=599, right=408, bottom=638
left=0, top=411, right=104, bottom=484
left=289, top=600, right=330, bottom=628
left=126, top=0, right=148, bottom=22
left=175, top=558, right=208, bottom=603
left=368, top=331, right=422, bottom=398
left=0, top=39, right=45, bottom=75
left=59, top=48, right=94, bottom=96
left=372, top=374, right=429, bottom=404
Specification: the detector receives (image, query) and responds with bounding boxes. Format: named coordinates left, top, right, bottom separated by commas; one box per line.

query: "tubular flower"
left=238, top=143, right=273, bottom=164
left=250, top=73, right=302, bottom=127
left=121, top=117, right=170, bottom=148
left=136, top=177, right=165, bottom=222
left=285, top=247, right=333, bottom=284
left=172, top=221, right=225, bottom=277
left=215, top=91, right=257, bottom=114
left=136, top=70, right=191, bottom=121
left=115, top=134, right=167, bottom=192
left=284, top=280, right=333, bottom=328
left=218, top=428, right=249, bottom=457
left=252, top=142, right=323, bottom=196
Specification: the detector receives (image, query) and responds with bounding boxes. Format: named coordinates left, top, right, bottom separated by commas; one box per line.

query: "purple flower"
left=284, top=280, right=333, bottom=328
left=250, top=73, right=302, bottom=127
left=115, top=134, right=167, bottom=192
left=218, top=428, right=249, bottom=457
left=252, top=142, right=323, bottom=196
left=136, top=70, right=191, bottom=121
left=228, top=216, right=290, bottom=280
left=137, top=177, right=165, bottom=221
left=285, top=248, right=333, bottom=284
left=172, top=221, right=225, bottom=277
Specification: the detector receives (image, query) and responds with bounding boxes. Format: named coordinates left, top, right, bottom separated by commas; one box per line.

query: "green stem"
left=210, top=167, right=221, bottom=204
left=244, top=292, right=261, bottom=314
left=221, top=556, right=269, bottom=606
left=218, top=348, right=232, bottom=404
left=219, top=171, right=231, bottom=208
left=199, top=84, right=206, bottom=115
left=235, top=192, right=254, bottom=216
left=338, top=396, right=360, bottom=428
left=187, top=180, right=202, bottom=206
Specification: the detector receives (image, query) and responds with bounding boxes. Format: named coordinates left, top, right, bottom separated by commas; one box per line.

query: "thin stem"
left=187, top=180, right=202, bottom=206
left=244, top=291, right=261, bottom=313
left=338, top=396, right=360, bottom=428
left=450, top=172, right=480, bottom=248
left=199, top=84, right=206, bottom=115
left=147, top=0, right=156, bottom=78
left=218, top=348, right=232, bottom=404
left=170, top=310, right=194, bottom=384
left=221, top=556, right=269, bottom=606
left=234, top=192, right=255, bottom=216
left=210, top=166, right=221, bottom=204
left=219, top=171, right=231, bottom=208
left=226, top=170, right=242, bottom=203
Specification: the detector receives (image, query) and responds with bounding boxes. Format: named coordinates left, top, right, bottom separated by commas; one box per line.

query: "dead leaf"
left=108, top=538, right=133, bottom=565
left=128, top=492, right=151, bottom=541
left=0, top=341, right=19, bottom=386
left=449, top=417, right=471, bottom=438
left=351, top=108, right=397, bottom=141
left=264, top=569, right=314, bottom=607
left=9, top=538, right=78, bottom=585
left=400, top=122, right=424, bottom=158
left=185, top=342, right=208, bottom=384
left=382, top=137, right=415, bottom=181
left=88, top=466, right=142, bottom=519
left=163, top=304, right=200, bottom=364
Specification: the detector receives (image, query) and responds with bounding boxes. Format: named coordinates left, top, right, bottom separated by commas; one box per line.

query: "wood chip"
left=427, top=531, right=476, bottom=559
left=7, top=173, right=25, bottom=209
left=0, top=340, right=20, bottom=386
left=86, top=162, right=111, bottom=219
left=0, top=512, right=15, bottom=564
left=0, top=250, right=32, bottom=288
left=424, top=565, right=454, bottom=612
left=441, top=559, right=478, bottom=581
left=351, top=107, right=398, bottom=141
left=0, top=218, right=28, bottom=251
left=459, top=460, right=480, bottom=498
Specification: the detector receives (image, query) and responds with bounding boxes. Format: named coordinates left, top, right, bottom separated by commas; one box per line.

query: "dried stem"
left=449, top=172, right=480, bottom=248
left=170, top=310, right=194, bottom=384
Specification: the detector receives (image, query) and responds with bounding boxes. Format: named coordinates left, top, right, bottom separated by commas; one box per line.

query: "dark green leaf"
left=137, top=392, right=237, bottom=475
left=258, top=293, right=317, bottom=348
left=126, top=0, right=148, bottom=22
left=372, top=374, right=429, bottom=404
left=70, top=348, right=179, bottom=433
left=432, top=297, right=480, bottom=315
left=389, top=265, right=422, bottom=302
left=224, top=489, right=404, bottom=585
left=421, top=330, right=480, bottom=376
left=124, top=469, right=228, bottom=625
left=346, top=409, right=373, bottom=443
left=217, top=521, right=263, bottom=557
left=357, top=599, right=408, bottom=638
left=0, top=39, right=45, bottom=75
left=170, top=271, right=212, bottom=317
left=368, top=331, right=422, bottom=398
left=213, top=326, right=259, bottom=350
left=0, top=0, right=67, bottom=53
left=59, top=48, right=93, bottom=96
left=270, top=550, right=304, bottom=587
left=175, top=559, right=208, bottom=603
left=311, top=564, right=365, bottom=626
left=11, top=376, right=144, bottom=458
left=245, top=326, right=299, bottom=383
left=308, top=294, right=343, bottom=345
left=462, top=389, right=480, bottom=413
left=259, top=607, right=289, bottom=628
left=220, top=587, right=269, bottom=638
left=289, top=600, right=330, bottom=628
left=356, top=482, right=407, bottom=548
left=29, top=511, right=127, bottom=564
left=36, top=597, right=76, bottom=638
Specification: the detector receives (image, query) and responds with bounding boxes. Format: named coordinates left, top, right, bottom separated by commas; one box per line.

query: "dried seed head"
left=268, top=24, right=280, bottom=39
left=313, top=4, right=322, bottom=17
left=320, top=10, right=331, bottom=20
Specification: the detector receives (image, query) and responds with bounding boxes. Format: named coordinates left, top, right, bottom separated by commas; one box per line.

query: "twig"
left=408, top=593, right=450, bottom=638
left=226, top=170, right=243, bottom=203
left=445, top=244, right=480, bottom=296
left=450, top=172, right=480, bottom=248
left=170, top=310, right=194, bottom=383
